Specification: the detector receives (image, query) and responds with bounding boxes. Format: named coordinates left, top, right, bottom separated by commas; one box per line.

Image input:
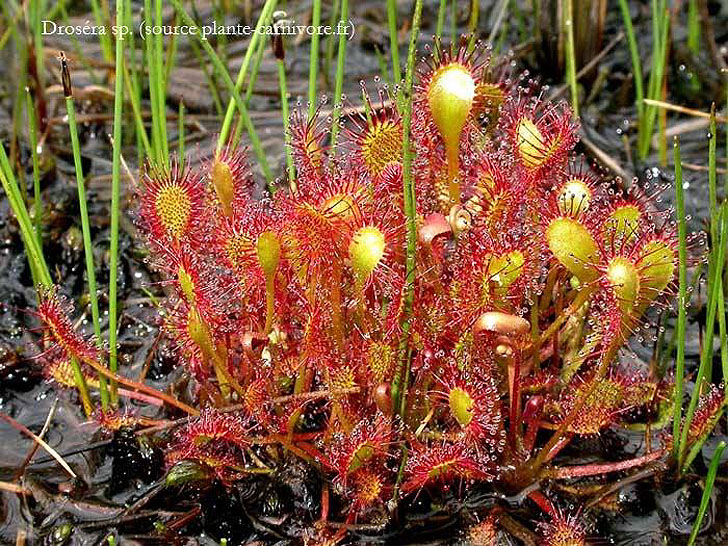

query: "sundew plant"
left=1, top=1, right=727, bottom=545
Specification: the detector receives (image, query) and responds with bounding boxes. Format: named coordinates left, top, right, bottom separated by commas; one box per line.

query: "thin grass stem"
left=717, top=284, right=727, bottom=398
left=687, top=0, right=700, bottom=55
left=0, top=3, right=21, bottom=52
left=168, top=0, right=273, bottom=185
left=0, top=145, right=51, bottom=287
left=143, top=0, right=161, bottom=163
left=178, top=100, right=185, bottom=168
left=450, top=0, right=457, bottom=45
left=61, top=55, right=106, bottom=413
left=154, top=0, right=168, bottom=163
left=374, top=47, right=391, bottom=86
left=638, top=0, right=670, bottom=159
left=308, top=0, right=322, bottom=119
left=392, top=0, right=423, bottom=418
left=232, top=33, right=268, bottom=148
left=704, top=106, right=718, bottom=380
left=678, top=203, right=728, bottom=469
left=672, top=137, right=687, bottom=455
left=468, top=0, right=479, bottom=35
left=687, top=441, right=726, bottom=546
left=107, top=0, right=126, bottom=408
left=386, top=0, right=401, bottom=84
left=436, top=0, right=447, bottom=38
left=30, top=0, right=46, bottom=124
left=563, top=0, right=578, bottom=117
left=89, top=0, right=113, bottom=62
left=121, top=58, right=152, bottom=159
left=329, top=0, right=349, bottom=147
left=0, top=144, right=92, bottom=413
left=324, top=0, right=341, bottom=85
left=272, top=35, right=295, bottom=186
left=708, top=106, right=718, bottom=246
left=188, top=38, right=225, bottom=119
left=25, top=88, right=42, bottom=247
left=215, top=0, right=278, bottom=153
left=164, top=13, right=180, bottom=83
left=8, top=9, right=27, bottom=171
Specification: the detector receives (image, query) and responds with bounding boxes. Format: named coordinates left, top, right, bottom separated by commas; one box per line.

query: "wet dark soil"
left=1, top=1, right=727, bottom=544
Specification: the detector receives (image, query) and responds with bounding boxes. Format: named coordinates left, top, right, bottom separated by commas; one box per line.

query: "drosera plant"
left=2, top=3, right=725, bottom=541
left=22, top=34, right=721, bottom=542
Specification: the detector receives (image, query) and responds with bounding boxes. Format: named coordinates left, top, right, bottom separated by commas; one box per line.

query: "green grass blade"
left=687, top=441, right=726, bottom=546
left=231, top=34, right=268, bottom=148
left=638, top=1, right=670, bottom=159
left=107, top=0, right=126, bottom=408
left=63, top=84, right=104, bottom=355
left=679, top=203, right=728, bottom=469
left=386, top=0, right=401, bottom=84
left=717, top=283, right=727, bottom=398
left=30, top=0, right=46, bottom=117
left=25, top=88, right=42, bottom=247
left=164, top=13, right=180, bottom=84
left=121, top=58, right=152, bottom=159
left=60, top=55, right=106, bottom=413
left=392, top=0, right=423, bottom=418
left=672, top=137, right=687, bottom=454
left=271, top=34, right=294, bottom=187
left=308, top=0, right=322, bottom=119
left=563, top=0, right=578, bottom=117
left=450, top=0, right=457, bottom=44
left=215, top=0, right=278, bottom=153
left=89, top=0, right=113, bottom=62
left=704, top=106, right=718, bottom=380
left=436, top=0, right=447, bottom=38
left=468, top=0, right=479, bottom=35
left=324, top=0, right=341, bottom=85
left=0, top=143, right=92, bottom=414
left=0, top=144, right=51, bottom=288
left=329, top=0, right=349, bottom=147
left=687, top=0, right=700, bottom=55
left=708, top=106, right=718, bottom=248
left=154, top=0, right=169, bottom=163
left=245, top=37, right=267, bottom=105
left=178, top=100, right=185, bottom=168
left=188, top=38, right=225, bottom=118
left=169, top=0, right=272, bottom=185
left=143, top=0, right=161, bottom=163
